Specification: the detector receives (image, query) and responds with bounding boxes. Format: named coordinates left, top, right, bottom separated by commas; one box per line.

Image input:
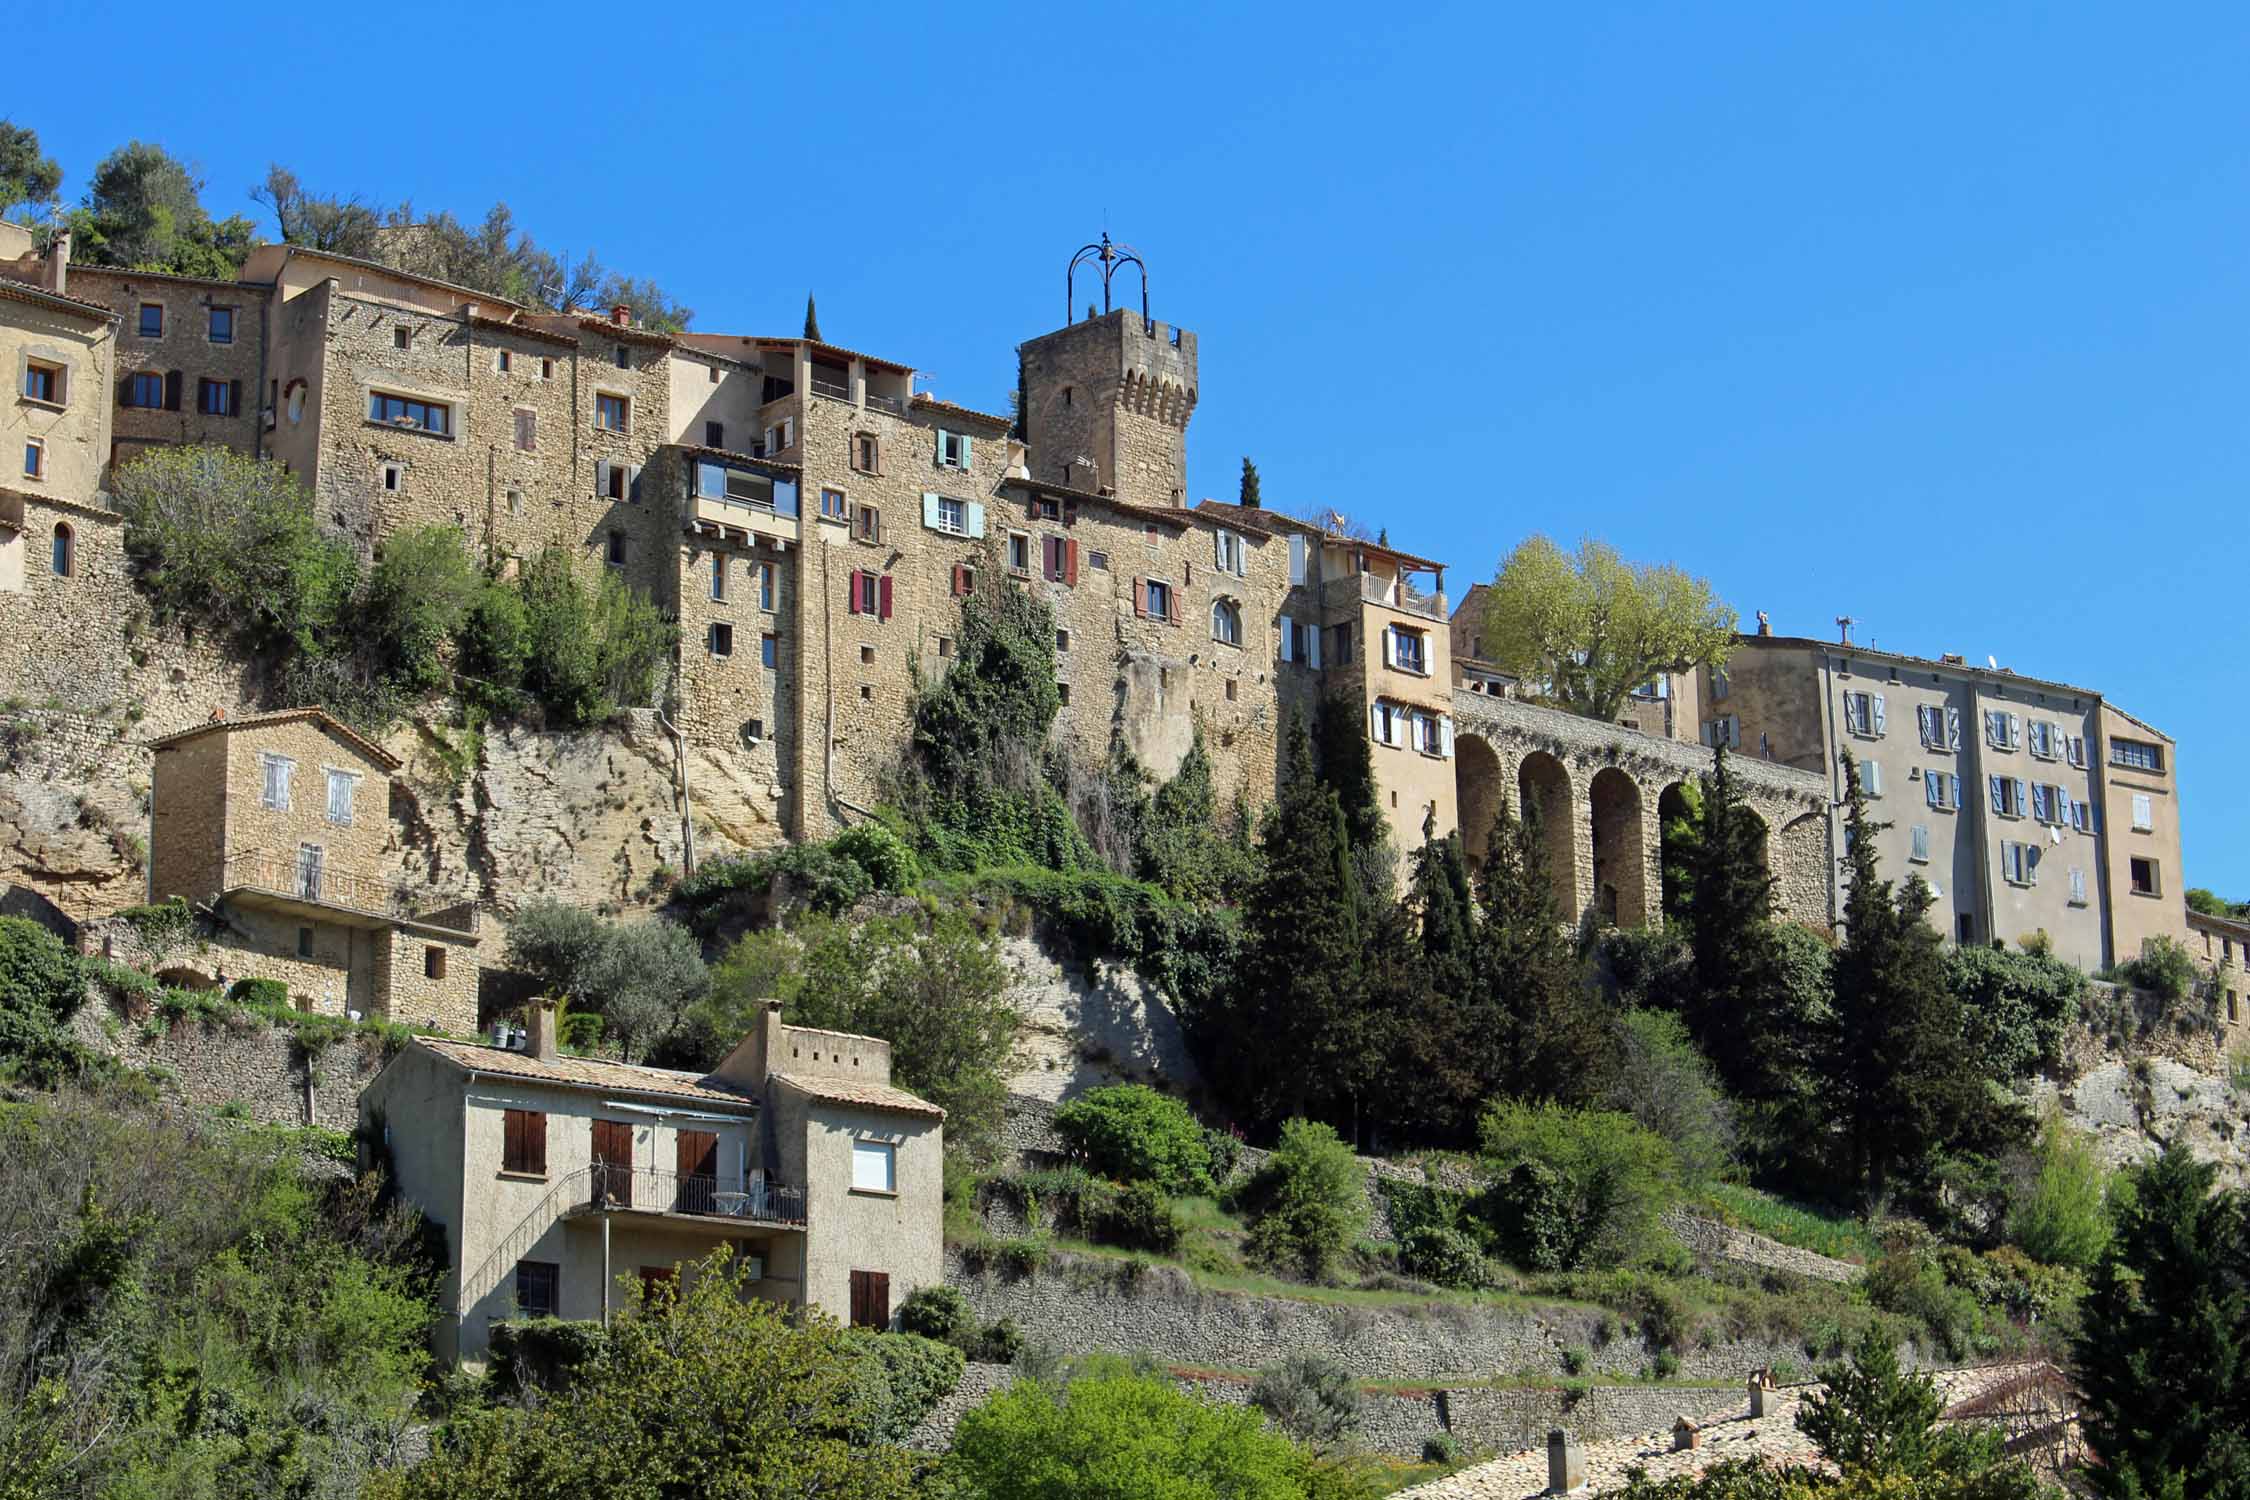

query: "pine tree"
left=1827, top=751, right=1985, bottom=1210
left=803, top=293, right=822, bottom=342
left=2075, top=1142, right=2250, bottom=1500
left=1312, top=692, right=1395, bottom=904
left=1681, top=747, right=1797, bottom=1102
left=1386, top=825, right=1481, bottom=1142
left=1239, top=457, right=1263, bottom=508
left=1469, top=792, right=1611, bottom=1106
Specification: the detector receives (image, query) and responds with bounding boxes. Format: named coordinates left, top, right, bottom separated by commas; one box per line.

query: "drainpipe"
left=601, top=1216, right=612, bottom=1328
left=655, top=704, right=695, bottom=876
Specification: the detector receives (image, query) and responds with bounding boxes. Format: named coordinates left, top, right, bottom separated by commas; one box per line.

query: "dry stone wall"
left=65, top=990, right=389, bottom=1130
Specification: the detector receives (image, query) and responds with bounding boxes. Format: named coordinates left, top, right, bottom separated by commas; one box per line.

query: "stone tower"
left=1019, top=241, right=1197, bottom=509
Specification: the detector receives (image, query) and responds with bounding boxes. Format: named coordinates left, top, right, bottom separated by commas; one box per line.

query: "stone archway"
left=1516, top=750, right=1577, bottom=916
left=1588, top=766, right=1647, bottom=928
left=1658, top=781, right=1697, bottom=924
left=1456, top=734, right=1505, bottom=869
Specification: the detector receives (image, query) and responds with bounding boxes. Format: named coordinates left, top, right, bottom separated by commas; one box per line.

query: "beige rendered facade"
left=146, top=708, right=482, bottom=1030
left=362, top=1000, right=942, bottom=1363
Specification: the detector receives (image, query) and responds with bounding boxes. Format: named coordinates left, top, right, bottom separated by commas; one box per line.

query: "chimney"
left=44, top=230, right=70, bottom=295
left=1755, top=609, right=1772, bottom=638
left=610, top=304, right=630, bottom=327
left=708, top=998, right=787, bottom=1092
left=528, top=1001, right=561, bottom=1062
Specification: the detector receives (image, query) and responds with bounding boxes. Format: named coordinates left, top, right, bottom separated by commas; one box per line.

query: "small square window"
left=297, top=926, right=314, bottom=958
left=138, top=303, right=163, bottom=338
left=822, top=488, right=850, bottom=521
left=2129, top=857, right=2160, bottom=897
left=381, top=463, right=402, bottom=492
left=1056, top=629, right=1070, bottom=653
left=1057, top=681, right=1072, bottom=706
left=540, top=357, right=554, bottom=381
left=853, top=433, right=880, bottom=473
left=496, top=348, right=511, bottom=373
left=208, top=306, right=235, bottom=344
left=853, top=506, right=882, bottom=544
left=761, top=634, right=778, bottom=668
left=22, top=438, right=43, bottom=479
left=859, top=684, right=872, bottom=701
left=606, top=532, right=627, bottom=566
left=860, top=645, right=875, bottom=665
left=1225, top=677, right=1238, bottom=702
left=936, top=429, right=969, bottom=468
left=595, top=393, right=629, bottom=431
left=709, top=622, right=734, bottom=656
left=936, top=635, right=954, bottom=658
left=424, top=945, right=446, bottom=979
left=1007, top=533, right=1031, bottom=573
left=394, top=325, right=411, bottom=350
left=706, top=420, right=724, bottom=448
left=745, top=717, right=765, bottom=740
left=1089, top=550, right=1110, bottom=571
left=514, top=1260, right=559, bottom=1318
left=24, top=360, right=63, bottom=405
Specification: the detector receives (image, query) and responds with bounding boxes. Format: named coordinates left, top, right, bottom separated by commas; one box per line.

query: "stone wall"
left=1661, top=1209, right=1861, bottom=1285
left=64, top=987, right=390, bottom=1130
left=70, top=268, right=265, bottom=465
left=999, top=938, right=1205, bottom=1102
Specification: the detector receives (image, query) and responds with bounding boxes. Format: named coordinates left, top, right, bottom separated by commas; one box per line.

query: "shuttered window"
left=502, top=1109, right=547, bottom=1176
left=1910, top=824, right=1930, bottom=862
left=2131, top=793, right=2153, bottom=831
left=848, top=1269, right=890, bottom=1330
left=325, top=769, right=356, bottom=826
left=260, top=753, right=294, bottom=811
left=851, top=1140, right=895, bottom=1194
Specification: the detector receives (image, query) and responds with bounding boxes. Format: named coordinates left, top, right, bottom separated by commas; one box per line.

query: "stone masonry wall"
left=65, top=989, right=390, bottom=1130
left=69, top=268, right=265, bottom=467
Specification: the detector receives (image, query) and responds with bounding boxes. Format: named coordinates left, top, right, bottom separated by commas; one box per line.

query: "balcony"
left=580, top=1164, right=806, bottom=1226
left=809, top=372, right=852, bottom=402
left=1360, top=571, right=1448, bottom=622
left=865, top=390, right=904, bottom=416
left=221, top=849, right=394, bottom=924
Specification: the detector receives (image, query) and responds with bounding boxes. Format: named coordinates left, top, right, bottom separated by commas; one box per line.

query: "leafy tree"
left=1053, top=1084, right=1215, bottom=1195
left=1603, top=1008, right=1736, bottom=1186
left=590, top=920, right=708, bottom=1062
left=1246, top=1118, right=1369, bottom=1282
left=2187, top=887, right=2250, bottom=920
left=1239, top=457, right=1263, bottom=508
left=502, top=900, right=613, bottom=1007
left=1828, top=753, right=2000, bottom=1211
left=1797, top=1326, right=1944, bottom=1475
left=0, top=916, right=86, bottom=1085
left=2007, top=1113, right=2113, bottom=1270
left=1249, top=1352, right=1362, bottom=1450
left=2075, top=1142, right=2250, bottom=1500
left=359, top=524, right=485, bottom=695
left=374, top=1248, right=917, bottom=1499
left=1945, top=946, right=2083, bottom=1082
left=370, top=199, right=693, bottom=330
left=112, top=445, right=358, bottom=658
left=1477, top=1100, right=1682, bottom=1270
left=1479, top=535, right=1738, bottom=723
left=1468, top=792, right=1612, bottom=1108
left=0, top=120, right=61, bottom=221
left=62, top=141, right=255, bottom=277
left=515, top=547, right=674, bottom=726
left=1659, top=779, right=1705, bottom=922
left=251, top=164, right=382, bottom=255
left=2119, top=935, right=2198, bottom=1003
left=1139, top=727, right=1254, bottom=903
left=951, top=1353, right=1335, bottom=1500
left=804, top=291, right=822, bottom=341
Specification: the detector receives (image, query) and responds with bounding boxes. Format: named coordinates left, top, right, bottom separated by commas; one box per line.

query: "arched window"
left=1211, top=597, right=1242, bottom=646
left=51, top=523, right=73, bottom=578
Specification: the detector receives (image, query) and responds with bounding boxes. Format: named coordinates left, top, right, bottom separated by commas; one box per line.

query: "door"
left=848, top=1269, right=890, bottom=1330
left=296, top=843, right=324, bottom=900
left=591, top=1119, right=634, bottom=1208
left=675, top=1129, right=718, bottom=1215
left=637, top=1266, right=677, bottom=1305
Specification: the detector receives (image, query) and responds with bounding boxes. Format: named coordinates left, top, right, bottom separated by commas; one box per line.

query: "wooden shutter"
left=226, top=379, right=242, bottom=416
left=596, top=459, right=612, bottom=498
left=163, top=370, right=182, bottom=411
left=951, top=563, right=969, bottom=596
left=848, top=572, right=864, bottom=615
left=849, top=1269, right=890, bottom=1329
left=1132, top=578, right=1147, bottom=618
left=526, top=1111, right=546, bottom=1174
left=628, top=465, right=643, bottom=503
left=1064, top=539, right=1079, bottom=586
left=878, top=574, right=894, bottom=621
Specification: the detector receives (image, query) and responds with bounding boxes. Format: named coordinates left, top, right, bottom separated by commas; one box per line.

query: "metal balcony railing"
left=809, top=375, right=852, bottom=401
left=1359, top=570, right=1447, bottom=622
left=585, top=1164, right=807, bottom=1225
left=222, top=849, right=391, bottom=913
left=864, top=391, right=904, bottom=415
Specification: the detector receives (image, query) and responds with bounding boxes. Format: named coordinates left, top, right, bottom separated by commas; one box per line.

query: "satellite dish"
left=1987, top=654, right=1998, bottom=669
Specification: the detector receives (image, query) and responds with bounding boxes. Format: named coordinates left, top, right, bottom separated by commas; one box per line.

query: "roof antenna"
left=1834, top=614, right=1855, bottom=645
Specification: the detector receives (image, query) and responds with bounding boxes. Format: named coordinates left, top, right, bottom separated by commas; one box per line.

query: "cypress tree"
left=1239, top=457, right=1263, bottom=508
left=1682, top=746, right=1795, bottom=1101
left=1827, top=751, right=1984, bottom=1210
left=1388, top=823, right=1481, bottom=1142
left=1469, top=791, right=1611, bottom=1106
left=1312, top=691, right=1395, bottom=904
left=803, top=292, right=821, bottom=342
left=2075, top=1142, right=2250, bottom=1500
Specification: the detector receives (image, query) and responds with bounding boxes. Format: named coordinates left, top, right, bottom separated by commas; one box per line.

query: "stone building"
left=363, top=998, right=943, bottom=1363
left=67, top=262, right=267, bottom=471
left=1699, top=623, right=2187, bottom=970
left=2187, top=906, right=2247, bottom=1031
left=1, top=228, right=121, bottom=610
left=146, top=707, right=481, bottom=1031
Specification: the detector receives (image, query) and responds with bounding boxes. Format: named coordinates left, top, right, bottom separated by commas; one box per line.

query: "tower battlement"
left=1020, top=308, right=1199, bottom=508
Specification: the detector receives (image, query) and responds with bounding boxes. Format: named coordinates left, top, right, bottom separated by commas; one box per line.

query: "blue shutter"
left=1926, top=773, right=1940, bottom=808
left=959, top=434, right=973, bottom=471
left=922, top=492, right=941, bottom=530
left=1989, top=775, right=2003, bottom=813
left=966, top=502, right=986, bottom=539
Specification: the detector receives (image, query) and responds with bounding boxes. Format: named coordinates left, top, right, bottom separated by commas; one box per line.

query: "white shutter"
left=1381, top=626, right=1397, bottom=669
left=1872, top=694, right=1887, bottom=735
left=1279, top=619, right=1295, bottom=663
left=2007, top=713, right=2021, bottom=747
left=922, top=492, right=941, bottom=529
left=1844, top=695, right=1863, bottom=734
left=966, top=502, right=986, bottom=539
left=1214, top=529, right=1226, bottom=568
left=1911, top=824, right=1929, bottom=861
left=595, top=458, right=612, bottom=497
left=2132, top=793, right=2153, bottom=831
left=1926, top=773, right=1941, bottom=808
left=1307, top=624, right=1322, bottom=669
left=1947, top=707, right=1962, bottom=750
left=1862, top=761, right=1882, bottom=797
left=1288, top=534, right=1308, bottom=585
left=1949, top=774, right=1962, bottom=809
left=2070, top=868, right=2087, bottom=904
left=1368, top=703, right=1382, bottom=744
left=782, top=418, right=795, bottom=449
left=1440, top=714, right=1454, bottom=759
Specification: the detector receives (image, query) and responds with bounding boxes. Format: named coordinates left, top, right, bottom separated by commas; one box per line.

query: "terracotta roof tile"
left=146, top=706, right=402, bottom=771
left=0, top=276, right=119, bottom=322
left=999, top=475, right=1194, bottom=531
left=773, top=1072, right=945, bottom=1120
left=911, top=393, right=1013, bottom=430
left=419, top=1038, right=762, bottom=1109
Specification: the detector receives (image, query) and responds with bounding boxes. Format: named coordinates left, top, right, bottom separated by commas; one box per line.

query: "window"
left=821, top=488, right=849, bottom=522
left=1701, top=715, right=1741, bottom=749
left=758, top=563, right=774, bottom=611
left=1989, top=775, right=2027, bottom=818
left=606, top=531, right=626, bottom=567
left=853, top=432, right=879, bottom=473
left=705, top=420, right=725, bottom=449
left=709, top=556, right=727, bottom=601
left=1329, top=623, right=1353, bottom=665
left=1916, top=704, right=1962, bottom=751
left=48, top=520, right=71, bottom=575
left=859, top=645, right=875, bottom=665
left=614, top=345, right=630, bottom=370
left=1007, top=532, right=1031, bottom=574
left=1054, top=629, right=1071, bottom=656
left=495, top=348, right=511, bottom=373
left=325, top=769, right=356, bottom=826
left=1213, top=527, right=1246, bottom=576
left=2065, top=734, right=2088, bottom=768
left=514, top=1260, right=559, bottom=1317
left=597, top=460, right=637, bottom=502
left=1225, top=677, right=1238, bottom=702
left=1843, top=690, right=1886, bottom=737
left=1031, top=495, right=1061, bottom=521
left=296, top=925, right=314, bottom=958
left=1984, top=710, right=2021, bottom=750
left=2111, top=737, right=2164, bottom=772
left=1910, top=824, right=1930, bottom=862
left=2028, top=721, right=2057, bottom=759
left=513, top=408, right=536, bottom=452
left=2071, top=797, right=2099, bottom=835
left=1057, top=681, right=1071, bottom=706
left=761, top=634, right=777, bottom=668
left=2002, top=840, right=2039, bottom=887
left=540, top=357, right=554, bottom=381
left=595, top=393, right=629, bottom=431
left=1856, top=760, right=1882, bottom=797
left=1041, top=535, right=1078, bottom=584
left=127, top=372, right=165, bottom=408
left=2129, top=856, right=2160, bottom=897
left=930, top=496, right=967, bottom=536
left=848, top=1268, right=890, bottom=1330
left=848, top=570, right=893, bottom=620
left=260, top=753, right=295, bottom=811
left=760, top=418, right=794, bottom=454
left=708, top=622, right=734, bottom=657
left=1141, top=579, right=1173, bottom=621
left=1924, top=770, right=1962, bottom=811
left=1212, top=598, right=1243, bottom=645
left=846, top=1137, right=898, bottom=1194
left=2069, top=867, right=2089, bottom=907
left=393, top=325, right=411, bottom=349
left=22, top=359, right=62, bottom=404
left=22, top=438, right=42, bottom=480
left=137, top=303, right=163, bottom=338
left=935, top=635, right=953, bottom=658
left=935, top=428, right=970, bottom=469
left=1370, top=700, right=1403, bottom=747
left=413, top=944, right=443, bottom=981
left=853, top=505, right=882, bottom=544
left=1711, top=668, right=1730, bottom=701
left=1408, top=710, right=1449, bottom=756
left=197, top=378, right=239, bottom=416
left=950, top=563, right=977, bottom=597
left=208, top=306, right=235, bottom=344
left=1088, top=549, right=1109, bottom=571
left=381, top=463, right=402, bottom=493
left=2131, top=793, right=2153, bottom=832
left=368, top=392, right=451, bottom=435
left=1386, top=625, right=1428, bottom=675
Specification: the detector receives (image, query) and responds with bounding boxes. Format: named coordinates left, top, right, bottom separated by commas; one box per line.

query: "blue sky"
left=15, top=3, right=2250, bottom=893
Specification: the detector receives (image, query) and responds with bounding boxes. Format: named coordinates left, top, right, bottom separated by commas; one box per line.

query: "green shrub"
left=1099, top=1180, right=1184, bottom=1254
left=2007, top=1114, right=2113, bottom=1270
left=898, top=1284, right=974, bottom=1344
left=831, top=820, right=921, bottom=891
left=228, top=977, right=291, bottom=1010
left=968, top=1317, right=1024, bottom=1365
left=1248, top=1352, right=1363, bottom=1448
left=0, top=915, right=90, bottom=1084
left=486, top=1318, right=612, bottom=1399
left=1053, top=1084, right=1215, bottom=1195
left=1604, top=1009, right=1736, bottom=1185
left=841, top=1329, right=963, bottom=1445
left=1945, top=945, right=2085, bottom=1080
left=1245, top=1118, right=1368, bottom=1283
left=2119, top=935, right=2198, bottom=1003
left=515, top=547, right=674, bottom=727
left=1422, top=1433, right=1462, bottom=1464
left=1399, top=1224, right=1490, bottom=1290
left=1652, top=1351, right=1681, bottom=1380
left=1476, top=1100, right=1682, bottom=1271
left=113, top=897, right=193, bottom=954
left=1863, top=1250, right=1985, bottom=1360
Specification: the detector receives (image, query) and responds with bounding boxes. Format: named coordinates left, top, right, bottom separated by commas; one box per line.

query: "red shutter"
left=502, top=1109, right=522, bottom=1172
left=1064, top=539, right=1079, bottom=586
left=527, top=1111, right=546, bottom=1175
left=849, top=1270, right=867, bottom=1327
left=878, top=574, right=894, bottom=621
left=951, top=563, right=968, bottom=596
left=848, top=572, right=864, bottom=615
left=1133, top=578, right=1147, bottom=618
left=869, top=1270, right=889, bottom=1328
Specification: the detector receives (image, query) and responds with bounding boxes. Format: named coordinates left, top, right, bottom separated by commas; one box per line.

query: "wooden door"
left=675, top=1129, right=717, bottom=1215
left=848, top=1269, right=890, bottom=1330
left=591, top=1119, right=633, bottom=1208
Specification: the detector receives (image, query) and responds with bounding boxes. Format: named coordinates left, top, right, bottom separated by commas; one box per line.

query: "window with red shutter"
left=877, top=574, right=893, bottom=621
left=951, top=563, right=969, bottom=596
left=1064, top=540, right=1079, bottom=586
left=1133, top=578, right=1147, bottom=618
left=848, top=572, right=865, bottom=614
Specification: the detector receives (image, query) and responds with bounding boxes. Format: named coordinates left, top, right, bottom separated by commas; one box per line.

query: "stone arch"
left=1456, top=734, right=1505, bottom=868
left=1772, top=810, right=1829, bottom=924
left=1737, top=805, right=1772, bottom=870
left=1516, top=750, right=1577, bottom=916
left=1588, top=766, right=1648, bottom=928
left=1657, top=780, right=1697, bottom=923
left=156, top=965, right=219, bottom=991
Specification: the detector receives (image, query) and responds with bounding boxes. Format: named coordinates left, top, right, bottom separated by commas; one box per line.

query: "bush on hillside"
left=1245, top=1118, right=1368, bottom=1283
left=1399, top=1223, right=1493, bottom=1290
left=840, top=1328, right=963, bottom=1445
left=0, top=915, right=89, bottom=1084
left=1100, top=1179, right=1184, bottom=1254
left=1477, top=1100, right=1683, bottom=1271
left=1052, top=1084, right=1215, bottom=1195
left=1603, top=1008, right=1736, bottom=1185
left=1945, top=945, right=2084, bottom=1080
left=1249, top=1352, right=1363, bottom=1449
left=830, top=819, right=921, bottom=891
left=2007, top=1114, right=2113, bottom=1270
left=897, top=1284, right=974, bottom=1344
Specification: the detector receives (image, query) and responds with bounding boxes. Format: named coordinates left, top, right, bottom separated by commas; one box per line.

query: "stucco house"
left=360, top=998, right=944, bottom=1363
